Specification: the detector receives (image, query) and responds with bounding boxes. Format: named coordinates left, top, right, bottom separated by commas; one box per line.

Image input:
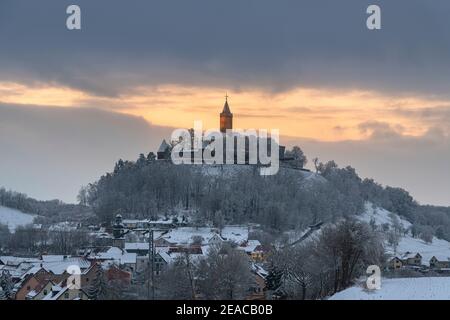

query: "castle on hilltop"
left=157, top=96, right=289, bottom=164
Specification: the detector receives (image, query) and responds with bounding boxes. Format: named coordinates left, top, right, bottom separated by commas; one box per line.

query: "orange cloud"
left=1, top=81, right=448, bottom=142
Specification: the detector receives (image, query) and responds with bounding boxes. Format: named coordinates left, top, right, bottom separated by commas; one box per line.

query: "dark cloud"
left=0, top=103, right=173, bottom=202
left=1, top=1, right=450, bottom=97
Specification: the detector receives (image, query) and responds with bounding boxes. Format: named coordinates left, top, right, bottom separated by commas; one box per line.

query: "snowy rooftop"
left=96, top=247, right=137, bottom=265
left=220, top=226, right=249, bottom=245
left=159, top=227, right=218, bottom=245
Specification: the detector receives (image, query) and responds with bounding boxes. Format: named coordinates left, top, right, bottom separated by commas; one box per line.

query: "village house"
left=247, top=264, right=268, bottom=300
left=388, top=252, right=422, bottom=270
left=125, top=242, right=149, bottom=256
left=94, top=247, right=137, bottom=273
left=238, top=240, right=268, bottom=262
left=388, top=257, right=403, bottom=270
left=429, top=256, right=450, bottom=269
left=105, top=265, right=132, bottom=286
left=25, top=280, right=55, bottom=300
left=401, top=252, right=422, bottom=266
left=42, top=285, right=89, bottom=300
left=122, top=219, right=148, bottom=230
left=247, top=273, right=267, bottom=300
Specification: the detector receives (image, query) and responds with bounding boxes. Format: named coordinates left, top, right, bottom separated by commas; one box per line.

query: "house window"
left=86, top=278, right=89, bottom=282
left=44, top=290, right=48, bottom=295
left=64, top=292, right=69, bottom=299
left=27, top=286, right=31, bottom=291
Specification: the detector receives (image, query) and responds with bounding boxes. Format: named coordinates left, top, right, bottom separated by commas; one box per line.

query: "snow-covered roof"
left=252, top=263, right=269, bottom=279
left=238, top=240, right=262, bottom=254
left=39, top=257, right=91, bottom=275
left=96, top=247, right=137, bottom=265
left=123, top=219, right=147, bottom=224
left=221, top=226, right=249, bottom=245
left=159, top=227, right=218, bottom=245
left=125, top=242, right=149, bottom=251
left=401, top=252, right=421, bottom=260
left=0, top=256, right=39, bottom=266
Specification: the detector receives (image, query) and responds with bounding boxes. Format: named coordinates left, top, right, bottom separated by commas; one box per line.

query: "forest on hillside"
left=81, top=149, right=450, bottom=241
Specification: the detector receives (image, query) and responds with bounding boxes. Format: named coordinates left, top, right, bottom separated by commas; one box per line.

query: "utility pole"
left=147, top=228, right=155, bottom=300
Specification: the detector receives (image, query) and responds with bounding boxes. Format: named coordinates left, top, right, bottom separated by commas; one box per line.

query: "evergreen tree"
left=0, top=288, right=6, bottom=300
left=146, top=152, right=156, bottom=162
left=266, top=265, right=282, bottom=291
left=0, top=270, right=14, bottom=300
left=88, top=266, right=108, bottom=300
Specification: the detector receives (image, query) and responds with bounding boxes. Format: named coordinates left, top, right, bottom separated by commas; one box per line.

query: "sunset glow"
left=2, top=82, right=448, bottom=142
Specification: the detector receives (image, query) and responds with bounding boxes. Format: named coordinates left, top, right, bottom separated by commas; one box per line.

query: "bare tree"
left=197, top=244, right=253, bottom=300
left=158, top=253, right=197, bottom=300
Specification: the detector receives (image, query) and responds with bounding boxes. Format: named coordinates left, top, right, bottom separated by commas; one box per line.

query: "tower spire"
left=220, top=94, right=233, bottom=133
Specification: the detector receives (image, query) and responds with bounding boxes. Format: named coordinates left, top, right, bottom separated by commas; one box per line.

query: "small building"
left=157, top=139, right=171, bottom=160
left=105, top=265, right=132, bottom=286
left=26, top=280, right=55, bottom=300
left=401, top=252, right=422, bottom=266
left=430, top=256, right=450, bottom=269
left=42, top=286, right=89, bottom=300
left=388, top=257, right=403, bottom=270
left=122, top=219, right=148, bottom=230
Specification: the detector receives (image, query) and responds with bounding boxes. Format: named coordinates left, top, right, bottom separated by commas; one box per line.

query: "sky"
left=1, top=0, right=450, bottom=205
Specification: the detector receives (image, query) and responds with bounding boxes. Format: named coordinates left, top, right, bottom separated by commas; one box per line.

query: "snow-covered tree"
left=0, top=288, right=7, bottom=300
left=197, top=244, right=253, bottom=300
left=88, top=266, right=108, bottom=300
left=0, top=270, right=14, bottom=300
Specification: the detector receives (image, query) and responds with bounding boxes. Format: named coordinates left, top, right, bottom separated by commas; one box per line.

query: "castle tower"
left=112, top=213, right=125, bottom=249
left=220, top=94, right=233, bottom=133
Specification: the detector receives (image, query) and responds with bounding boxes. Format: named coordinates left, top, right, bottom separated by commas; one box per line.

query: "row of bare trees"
left=0, top=224, right=90, bottom=255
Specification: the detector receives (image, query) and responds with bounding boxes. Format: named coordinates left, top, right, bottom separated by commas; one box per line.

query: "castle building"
left=156, top=95, right=287, bottom=162
left=220, top=94, right=233, bottom=133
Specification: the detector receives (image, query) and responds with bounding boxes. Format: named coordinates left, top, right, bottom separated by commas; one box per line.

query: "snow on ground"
left=359, top=202, right=412, bottom=230
left=359, top=202, right=450, bottom=265
left=330, top=277, right=450, bottom=300
left=0, top=205, right=35, bottom=232
left=392, top=235, right=450, bottom=264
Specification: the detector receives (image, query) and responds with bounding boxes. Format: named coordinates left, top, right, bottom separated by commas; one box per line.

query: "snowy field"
left=359, top=202, right=450, bottom=265
left=330, top=277, right=450, bottom=300
left=0, top=205, right=35, bottom=232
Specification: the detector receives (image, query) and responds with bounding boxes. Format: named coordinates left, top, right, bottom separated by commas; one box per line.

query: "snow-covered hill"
left=0, top=205, right=35, bottom=232
left=359, top=202, right=450, bottom=266
left=330, top=277, right=450, bottom=300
